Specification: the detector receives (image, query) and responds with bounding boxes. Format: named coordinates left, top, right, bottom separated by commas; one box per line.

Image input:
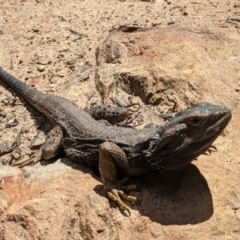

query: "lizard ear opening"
left=144, top=136, right=170, bottom=158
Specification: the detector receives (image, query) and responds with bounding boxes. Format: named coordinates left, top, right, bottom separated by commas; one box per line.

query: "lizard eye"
left=189, top=117, right=202, bottom=127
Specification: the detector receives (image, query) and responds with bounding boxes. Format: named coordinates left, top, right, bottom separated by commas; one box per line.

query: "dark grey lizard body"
left=0, top=67, right=157, bottom=173
left=0, top=67, right=232, bottom=211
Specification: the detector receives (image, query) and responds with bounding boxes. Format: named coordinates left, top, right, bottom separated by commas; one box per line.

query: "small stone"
left=49, top=84, right=56, bottom=89
left=152, top=21, right=162, bottom=27
left=37, top=65, right=45, bottom=72
left=58, top=70, right=65, bottom=77
left=12, top=152, right=21, bottom=160
left=5, top=118, right=19, bottom=128
left=28, top=78, right=41, bottom=86
left=1, top=155, right=12, bottom=165
left=21, top=126, right=29, bottom=133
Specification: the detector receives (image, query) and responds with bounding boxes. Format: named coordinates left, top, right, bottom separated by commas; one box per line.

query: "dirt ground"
left=0, top=0, right=240, bottom=239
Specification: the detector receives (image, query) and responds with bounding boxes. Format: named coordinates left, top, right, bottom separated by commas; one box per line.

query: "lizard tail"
left=0, top=67, right=33, bottom=96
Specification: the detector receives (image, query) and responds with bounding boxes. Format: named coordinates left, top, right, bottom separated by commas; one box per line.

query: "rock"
left=37, top=65, right=45, bottom=72
left=11, top=152, right=21, bottom=160
left=96, top=26, right=238, bottom=111
left=27, top=78, right=41, bottom=86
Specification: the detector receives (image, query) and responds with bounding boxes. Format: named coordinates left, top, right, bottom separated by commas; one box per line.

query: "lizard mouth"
left=188, top=111, right=231, bottom=156
left=205, top=111, right=231, bottom=135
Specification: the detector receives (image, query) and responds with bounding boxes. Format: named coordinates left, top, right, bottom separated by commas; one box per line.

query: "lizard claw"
left=104, top=178, right=139, bottom=213
left=204, top=145, right=217, bottom=155
left=106, top=188, right=137, bottom=213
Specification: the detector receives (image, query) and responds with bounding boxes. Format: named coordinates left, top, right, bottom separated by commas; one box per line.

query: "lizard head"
left=143, top=102, right=232, bottom=171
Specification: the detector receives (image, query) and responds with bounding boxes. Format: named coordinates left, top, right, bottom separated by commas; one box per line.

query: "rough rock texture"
left=96, top=27, right=237, bottom=107
left=0, top=0, right=240, bottom=240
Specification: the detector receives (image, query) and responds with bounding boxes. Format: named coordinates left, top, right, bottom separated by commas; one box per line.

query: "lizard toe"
left=106, top=188, right=137, bottom=213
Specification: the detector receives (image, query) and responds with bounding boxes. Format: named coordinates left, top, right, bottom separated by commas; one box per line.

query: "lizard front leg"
left=99, top=142, right=138, bottom=212
left=13, top=125, right=63, bottom=167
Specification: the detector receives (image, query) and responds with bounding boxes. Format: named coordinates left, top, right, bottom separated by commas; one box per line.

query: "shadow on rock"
left=136, top=164, right=213, bottom=225
left=61, top=157, right=213, bottom=225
